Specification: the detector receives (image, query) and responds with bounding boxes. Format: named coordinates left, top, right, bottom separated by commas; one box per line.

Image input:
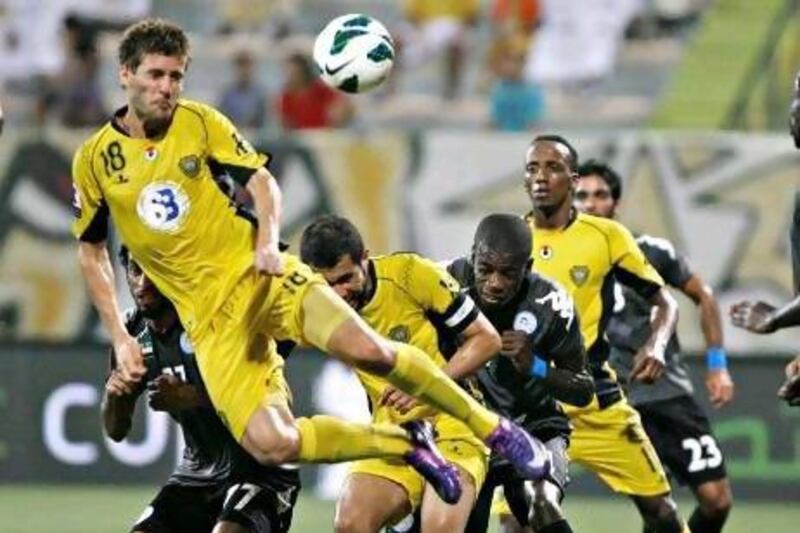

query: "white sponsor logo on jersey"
left=137, top=182, right=190, bottom=232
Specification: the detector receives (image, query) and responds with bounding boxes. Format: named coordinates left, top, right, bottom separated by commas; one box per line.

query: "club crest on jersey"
left=539, top=245, right=553, bottom=260
left=179, top=332, right=195, bottom=354
left=137, top=181, right=190, bottom=233
left=388, top=325, right=410, bottom=343
left=179, top=155, right=201, bottom=178
left=569, top=265, right=590, bottom=286
left=513, top=311, right=538, bottom=335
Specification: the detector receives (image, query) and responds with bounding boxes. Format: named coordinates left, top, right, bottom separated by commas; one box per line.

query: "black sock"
left=538, top=519, right=574, bottom=533
left=688, top=506, right=727, bottom=533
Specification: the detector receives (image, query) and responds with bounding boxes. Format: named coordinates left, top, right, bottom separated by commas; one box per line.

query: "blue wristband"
left=529, top=355, right=549, bottom=379
left=706, top=347, right=728, bottom=370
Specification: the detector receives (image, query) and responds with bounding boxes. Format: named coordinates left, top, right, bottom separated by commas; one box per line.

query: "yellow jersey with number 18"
left=525, top=211, right=664, bottom=407
left=71, top=99, right=268, bottom=336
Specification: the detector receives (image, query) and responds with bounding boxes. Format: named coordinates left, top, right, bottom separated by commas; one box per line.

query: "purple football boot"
left=402, top=420, right=462, bottom=504
left=486, top=418, right=552, bottom=479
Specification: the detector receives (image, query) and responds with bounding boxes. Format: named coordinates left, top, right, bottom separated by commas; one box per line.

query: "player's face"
left=126, top=259, right=170, bottom=318
left=524, top=141, right=576, bottom=211
left=472, top=247, right=527, bottom=309
left=574, top=175, right=617, bottom=218
left=120, top=53, right=186, bottom=130
left=316, top=254, right=370, bottom=310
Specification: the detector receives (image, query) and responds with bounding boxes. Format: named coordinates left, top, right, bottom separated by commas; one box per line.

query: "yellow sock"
left=296, top=415, right=412, bottom=463
left=386, top=342, right=500, bottom=440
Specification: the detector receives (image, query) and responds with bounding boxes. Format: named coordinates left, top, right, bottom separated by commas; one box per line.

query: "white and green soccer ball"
left=313, top=14, right=395, bottom=94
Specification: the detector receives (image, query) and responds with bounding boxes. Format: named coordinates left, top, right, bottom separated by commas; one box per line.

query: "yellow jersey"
left=71, top=100, right=268, bottom=336
left=525, top=211, right=664, bottom=406
left=356, top=253, right=479, bottom=425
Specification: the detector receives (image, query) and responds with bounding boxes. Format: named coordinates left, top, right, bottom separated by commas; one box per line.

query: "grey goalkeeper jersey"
left=607, top=235, right=696, bottom=405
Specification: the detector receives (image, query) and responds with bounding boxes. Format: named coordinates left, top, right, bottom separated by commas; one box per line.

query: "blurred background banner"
left=1, top=345, right=798, bottom=501
left=0, top=129, right=797, bottom=353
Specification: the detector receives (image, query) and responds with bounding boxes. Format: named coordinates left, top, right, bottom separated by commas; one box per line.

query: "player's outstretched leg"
left=302, top=284, right=552, bottom=480
left=241, top=404, right=461, bottom=504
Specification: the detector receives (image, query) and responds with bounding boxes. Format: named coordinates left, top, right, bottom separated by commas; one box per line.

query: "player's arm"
left=72, top=144, right=144, bottom=385
left=77, top=241, right=145, bottom=384
left=202, top=103, right=281, bottom=274
left=502, top=295, right=594, bottom=406
left=245, top=167, right=284, bottom=275
left=442, top=312, right=501, bottom=380
left=101, top=351, right=142, bottom=442
left=730, top=295, right=800, bottom=334
left=611, top=228, right=676, bottom=383
left=682, top=275, right=734, bottom=408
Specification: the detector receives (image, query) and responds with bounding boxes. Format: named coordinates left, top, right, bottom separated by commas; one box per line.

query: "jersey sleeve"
left=408, top=255, right=478, bottom=334
left=71, top=142, right=109, bottom=242
left=202, top=104, right=269, bottom=185
left=609, top=223, right=664, bottom=299
left=638, top=236, right=693, bottom=289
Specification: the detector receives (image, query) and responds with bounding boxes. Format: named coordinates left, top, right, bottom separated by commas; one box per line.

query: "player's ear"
left=119, top=64, right=131, bottom=89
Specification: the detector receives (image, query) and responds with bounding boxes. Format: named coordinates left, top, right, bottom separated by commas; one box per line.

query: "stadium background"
left=1, top=0, right=799, bottom=531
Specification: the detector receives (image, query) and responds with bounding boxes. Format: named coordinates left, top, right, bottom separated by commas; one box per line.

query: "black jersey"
left=607, top=235, right=696, bottom=404
left=115, top=310, right=298, bottom=491
left=448, top=258, right=584, bottom=439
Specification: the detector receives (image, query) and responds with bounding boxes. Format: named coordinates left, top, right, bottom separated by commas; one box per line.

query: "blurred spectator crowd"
left=0, top=0, right=709, bottom=133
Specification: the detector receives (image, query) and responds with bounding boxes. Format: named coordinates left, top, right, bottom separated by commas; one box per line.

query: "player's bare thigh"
left=334, top=473, right=411, bottom=533
left=240, top=403, right=301, bottom=465
left=420, top=464, right=477, bottom=533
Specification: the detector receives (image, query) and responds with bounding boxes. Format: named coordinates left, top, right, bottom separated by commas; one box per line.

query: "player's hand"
left=729, top=300, right=777, bottom=334
left=706, top=370, right=734, bottom=409
left=778, top=355, right=800, bottom=406
left=500, top=330, right=533, bottom=374
left=255, top=242, right=284, bottom=276
left=630, top=347, right=665, bottom=384
left=147, top=374, right=202, bottom=411
left=105, top=370, right=134, bottom=396
left=114, top=335, right=146, bottom=385
left=379, top=387, right=419, bottom=414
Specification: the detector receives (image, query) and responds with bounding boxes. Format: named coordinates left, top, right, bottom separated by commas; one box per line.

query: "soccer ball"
left=313, top=14, right=395, bottom=94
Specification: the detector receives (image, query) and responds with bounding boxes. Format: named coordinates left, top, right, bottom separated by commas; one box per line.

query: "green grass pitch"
left=1, top=485, right=798, bottom=532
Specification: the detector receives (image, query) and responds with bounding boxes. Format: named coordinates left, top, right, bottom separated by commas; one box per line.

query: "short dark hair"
left=300, top=215, right=365, bottom=269
left=531, top=134, right=579, bottom=171
left=118, top=18, right=189, bottom=71
left=577, top=159, right=623, bottom=201
left=474, top=213, right=532, bottom=262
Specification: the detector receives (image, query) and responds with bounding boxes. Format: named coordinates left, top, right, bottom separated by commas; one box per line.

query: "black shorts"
left=636, top=394, right=727, bottom=488
left=464, top=436, right=570, bottom=533
left=131, top=480, right=299, bottom=533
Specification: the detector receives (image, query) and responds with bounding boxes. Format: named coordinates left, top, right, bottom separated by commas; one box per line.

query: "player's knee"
left=246, top=426, right=301, bottom=465
left=334, top=502, right=369, bottom=533
left=652, top=497, right=682, bottom=532
left=697, top=482, right=733, bottom=519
